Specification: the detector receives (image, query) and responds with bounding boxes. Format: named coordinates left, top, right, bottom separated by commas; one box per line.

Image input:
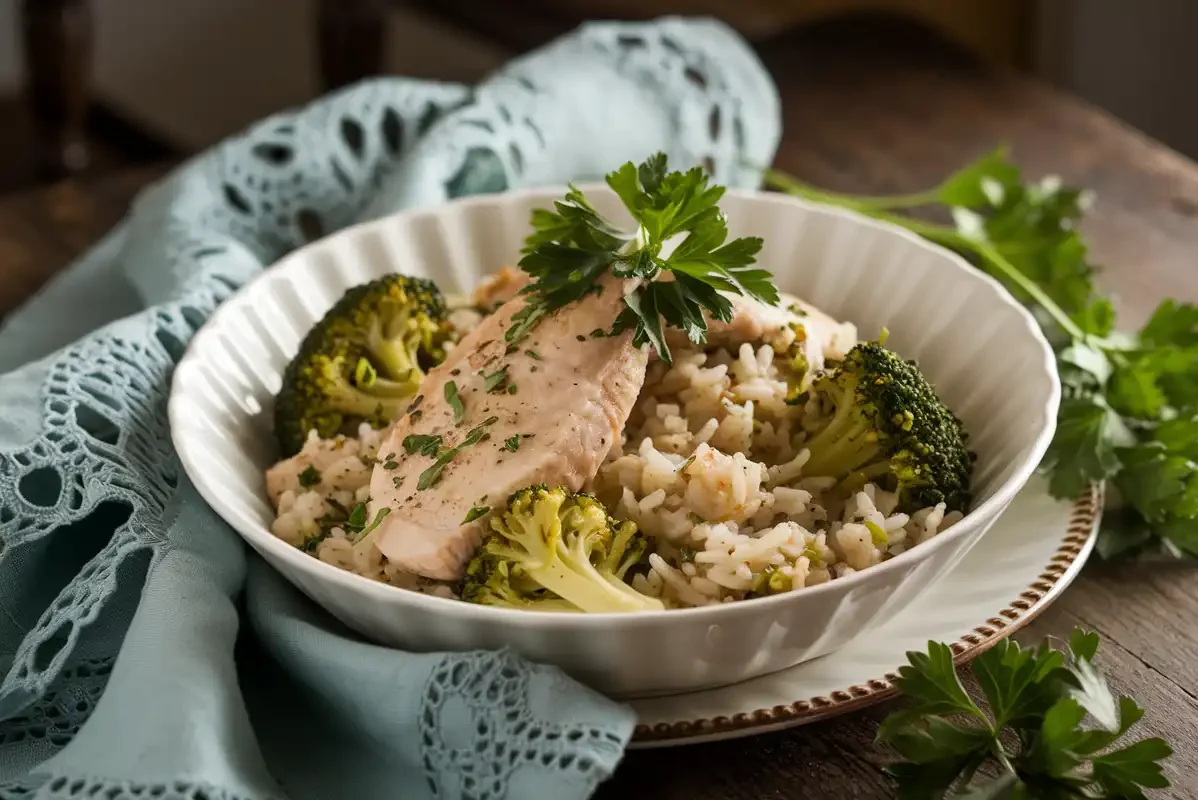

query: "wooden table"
left=2, top=16, right=1196, bottom=799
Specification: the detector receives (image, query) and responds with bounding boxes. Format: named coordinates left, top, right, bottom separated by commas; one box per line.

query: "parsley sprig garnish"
left=768, top=148, right=1198, bottom=560
left=881, top=629, right=1171, bottom=798
left=507, top=153, right=779, bottom=363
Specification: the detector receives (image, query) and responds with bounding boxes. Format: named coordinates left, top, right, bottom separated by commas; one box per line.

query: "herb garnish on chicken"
left=507, top=153, right=779, bottom=363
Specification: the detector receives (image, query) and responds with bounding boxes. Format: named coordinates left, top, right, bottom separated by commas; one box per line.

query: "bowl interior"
left=170, top=185, right=1059, bottom=605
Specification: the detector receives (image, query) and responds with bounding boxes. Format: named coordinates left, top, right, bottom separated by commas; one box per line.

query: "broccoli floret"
left=274, top=274, right=451, bottom=456
left=460, top=485, right=663, bottom=613
left=799, top=341, right=975, bottom=512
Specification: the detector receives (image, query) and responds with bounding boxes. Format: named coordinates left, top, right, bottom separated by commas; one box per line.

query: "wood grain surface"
left=0, top=15, right=1194, bottom=799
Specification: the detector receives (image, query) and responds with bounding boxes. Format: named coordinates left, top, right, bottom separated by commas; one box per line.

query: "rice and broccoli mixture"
left=267, top=287, right=969, bottom=610
left=592, top=342, right=964, bottom=606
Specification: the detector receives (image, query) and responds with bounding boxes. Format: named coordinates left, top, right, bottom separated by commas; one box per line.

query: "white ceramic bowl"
left=169, top=185, right=1059, bottom=698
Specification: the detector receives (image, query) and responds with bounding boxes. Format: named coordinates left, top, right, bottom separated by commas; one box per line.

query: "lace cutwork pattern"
left=419, top=652, right=627, bottom=799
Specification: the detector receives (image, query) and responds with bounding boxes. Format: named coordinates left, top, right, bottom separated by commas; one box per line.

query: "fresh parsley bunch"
left=767, top=150, right=1198, bottom=560
left=509, top=153, right=779, bottom=363
left=882, top=629, right=1171, bottom=798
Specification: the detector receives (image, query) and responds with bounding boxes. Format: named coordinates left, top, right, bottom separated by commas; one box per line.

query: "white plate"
left=628, top=476, right=1100, bottom=746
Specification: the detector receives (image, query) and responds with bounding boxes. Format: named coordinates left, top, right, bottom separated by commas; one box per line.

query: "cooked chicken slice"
left=367, top=272, right=648, bottom=580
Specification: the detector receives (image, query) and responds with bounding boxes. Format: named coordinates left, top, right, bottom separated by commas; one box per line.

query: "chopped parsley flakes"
left=403, top=434, right=442, bottom=457
left=482, top=366, right=509, bottom=393
left=444, top=380, right=465, bottom=424
left=417, top=417, right=499, bottom=490
left=462, top=506, right=490, bottom=524
left=298, top=465, right=321, bottom=487
left=351, top=507, right=391, bottom=544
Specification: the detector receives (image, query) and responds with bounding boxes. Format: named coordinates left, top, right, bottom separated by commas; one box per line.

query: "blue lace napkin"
left=0, top=17, right=780, bottom=799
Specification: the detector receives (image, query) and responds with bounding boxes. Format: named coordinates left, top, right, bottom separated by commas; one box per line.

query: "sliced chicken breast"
left=367, top=272, right=648, bottom=580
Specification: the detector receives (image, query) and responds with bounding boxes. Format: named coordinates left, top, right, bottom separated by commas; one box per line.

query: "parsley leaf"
left=444, top=380, right=465, bottom=424
left=416, top=418, right=498, bottom=490
left=1041, top=395, right=1128, bottom=498
left=503, top=435, right=520, bottom=452
left=1091, top=739, right=1173, bottom=796
left=402, top=434, right=442, bottom=457
left=880, top=628, right=1172, bottom=798
left=482, top=366, right=509, bottom=393
left=509, top=153, right=777, bottom=363
left=351, top=507, right=391, bottom=544
left=462, top=506, right=490, bottom=524
left=298, top=465, right=321, bottom=488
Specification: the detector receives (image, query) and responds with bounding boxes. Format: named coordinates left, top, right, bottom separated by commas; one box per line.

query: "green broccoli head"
left=460, top=485, right=662, bottom=613
left=274, top=274, right=451, bottom=456
left=799, top=341, right=975, bottom=513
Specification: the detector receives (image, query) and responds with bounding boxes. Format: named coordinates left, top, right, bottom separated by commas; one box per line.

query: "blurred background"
left=1, top=0, right=1195, bottom=193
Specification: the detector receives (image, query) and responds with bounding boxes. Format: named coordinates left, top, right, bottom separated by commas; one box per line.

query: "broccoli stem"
left=803, top=419, right=881, bottom=478
left=801, top=378, right=885, bottom=478
left=836, top=461, right=895, bottom=499
left=763, top=169, right=939, bottom=213
left=362, top=374, right=422, bottom=397
left=367, top=318, right=425, bottom=385
left=324, top=379, right=407, bottom=418
left=528, top=534, right=661, bottom=613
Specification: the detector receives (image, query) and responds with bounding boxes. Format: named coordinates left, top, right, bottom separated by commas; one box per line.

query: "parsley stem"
left=762, top=169, right=939, bottom=212
left=765, top=171, right=1087, bottom=342
left=888, top=217, right=1086, bottom=342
